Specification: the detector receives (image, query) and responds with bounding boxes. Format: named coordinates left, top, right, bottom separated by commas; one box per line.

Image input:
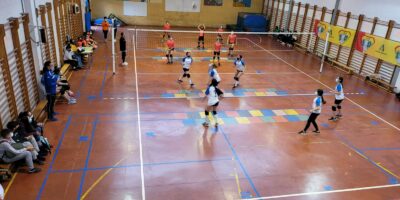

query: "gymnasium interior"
left=0, top=0, right=400, bottom=199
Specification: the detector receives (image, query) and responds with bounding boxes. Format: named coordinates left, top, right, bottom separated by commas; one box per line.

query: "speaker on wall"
left=39, top=28, right=46, bottom=43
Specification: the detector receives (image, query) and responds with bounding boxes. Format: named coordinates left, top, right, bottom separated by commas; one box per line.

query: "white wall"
left=0, top=0, right=24, bottom=24
left=295, top=0, right=400, bottom=23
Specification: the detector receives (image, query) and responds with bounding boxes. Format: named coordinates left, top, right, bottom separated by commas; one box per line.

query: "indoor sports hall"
left=1, top=0, right=400, bottom=199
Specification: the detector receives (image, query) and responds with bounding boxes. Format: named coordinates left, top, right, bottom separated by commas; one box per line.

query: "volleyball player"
left=197, top=24, right=206, bottom=49
left=217, top=25, right=224, bottom=43
left=162, top=21, right=171, bottom=41
left=213, top=39, right=222, bottom=66
left=227, top=31, right=237, bottom=57
left=298, top=89, right=326, bottom=135
left=203, top=79, right=224, bottom=128
left=208, top=63, right=221, bottom=86
left=233, top=55, right=245, bottom=88
left=329, top=77, right=345, bottom=121
left=166, top=36, right=175, bottom=64
left=178, top=51, right=194, bottom=87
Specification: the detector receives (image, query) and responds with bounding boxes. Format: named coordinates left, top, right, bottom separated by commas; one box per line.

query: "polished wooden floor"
left=4, top=27, right=400, bottom=200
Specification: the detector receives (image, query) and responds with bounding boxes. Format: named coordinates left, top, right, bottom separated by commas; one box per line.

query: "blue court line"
left=36, top=115, right=73, bottom=200
left=98, top=58, right=109, bottom=98
left=50, top=157, right=231, bottom=174
left=219, top=127, right=261, bottom=197
left=362, top=147, right=400, bottom=151
left=76, top=116, right=99, bottom=200
left=76, top=53, right=94, bottom=98
left=334, top=131, right=398, bottom=184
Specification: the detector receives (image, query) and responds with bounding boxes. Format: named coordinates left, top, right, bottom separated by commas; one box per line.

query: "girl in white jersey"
left=233, top=55, right=245, bottom=88
left=208, top=63, right=221, bottom=86
left=299, top=89, right=326, bottom=135
left=203, top=79, right=224, bottom=128
left=178, top=52, right=194, bottom=87
left=329, top=77, right=344, bottom=121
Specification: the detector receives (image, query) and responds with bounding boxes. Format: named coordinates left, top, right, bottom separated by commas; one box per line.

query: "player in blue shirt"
left=298, top=89, right=326, bottom=135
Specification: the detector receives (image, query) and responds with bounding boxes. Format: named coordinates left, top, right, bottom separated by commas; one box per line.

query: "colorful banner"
left=314, top=20, right=356, bottom=48
left=355, top=31, right=400, bottom=66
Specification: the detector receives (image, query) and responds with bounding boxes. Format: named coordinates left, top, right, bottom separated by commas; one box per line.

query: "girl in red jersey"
left=227, top=31, right=237, bottom=57
left=162, top=21, right=171, bottom=41
left=166, top=36, right=175, bottom=64
left=213, top=39, right=222, bottom=66
left=197, top=24, right=206, bottom=49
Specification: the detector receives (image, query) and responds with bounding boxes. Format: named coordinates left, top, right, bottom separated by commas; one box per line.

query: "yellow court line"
left=234, top=167, right=242, bottom=197
left=80, top=158, right=126, bottom=200
left=377, top=163, right=400, bottom=179
left=4, top=172, right=17, bottom=198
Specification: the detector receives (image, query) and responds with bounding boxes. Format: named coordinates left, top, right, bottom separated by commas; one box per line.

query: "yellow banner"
left=314, top=20, right=356, bottom=48
left=356, top=32, right=400, bottom=66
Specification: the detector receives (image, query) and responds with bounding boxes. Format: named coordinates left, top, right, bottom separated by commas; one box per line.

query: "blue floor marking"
left=98, top=59, right=109, bottom=98
left=36, top=115, right=72, bottom=200
left=220, top=127, right=260, bottom=197
left=76, top=116, right=99, bottom=200
left=335, top=131, right=398, bottom=184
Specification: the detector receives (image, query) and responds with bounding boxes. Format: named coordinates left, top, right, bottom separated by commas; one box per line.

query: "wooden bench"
left=327, top=58, right=354, bottom=75
left=294, top=42, right=308, bottom=53
left=365, top=74, right=394, bottom=92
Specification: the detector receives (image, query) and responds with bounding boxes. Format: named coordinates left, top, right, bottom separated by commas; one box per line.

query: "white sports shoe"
left=122, top=62, right=128, bottom=66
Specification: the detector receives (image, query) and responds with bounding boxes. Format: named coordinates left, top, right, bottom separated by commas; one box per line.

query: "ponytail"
left=317, top=89, right=327, bottom=104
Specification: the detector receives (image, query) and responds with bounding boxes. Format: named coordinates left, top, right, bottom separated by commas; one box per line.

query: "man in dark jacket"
left=41, top=61, right=59, bottom=121
left=120, top=32, right=127, bottom=66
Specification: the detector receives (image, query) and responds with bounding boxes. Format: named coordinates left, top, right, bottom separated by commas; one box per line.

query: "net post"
left=319, top=30, right=330, bottom=73
left=112, top=19, right=116, bottom=75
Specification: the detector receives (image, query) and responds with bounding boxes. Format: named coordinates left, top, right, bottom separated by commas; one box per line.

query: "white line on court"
left=133, top=32, right=146, bottom=200
left=243, top=184, right=400, bottom=200
left=245, top=38, right=400, bottom=132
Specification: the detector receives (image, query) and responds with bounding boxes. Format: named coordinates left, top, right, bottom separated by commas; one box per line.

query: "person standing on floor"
left=41, top=61, right=58, bottom=121
left=197, top=24, right=206, bottom=49
left=203, top=79, right=224, bottom=128
left=166, top=36, right=175, bottom=64
left=102, top=17, right=110, bottom=42
left=298, top=89, right=326, bottom=135
left=329, top=76, right=345, bottom=121
left=120, top=32, right=128, bottom=66
left=178, top=51, right=194, bottom=87
left=233, top=55, right=245, bottom=88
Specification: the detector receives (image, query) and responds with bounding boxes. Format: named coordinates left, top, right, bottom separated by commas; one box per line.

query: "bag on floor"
left=39, top=136, right=51, bottom=154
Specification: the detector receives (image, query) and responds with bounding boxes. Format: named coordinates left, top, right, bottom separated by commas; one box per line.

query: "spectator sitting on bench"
left=0, top=129, right=41, bottom=174
left=86, top=32, right=98, bottom=49
left=54, top=67, right=77, bottom=104
left=64, top=44, right=83, bottom=70
left=20, top=111, right=44, bottom=136
left=6, top=121, right=44, bottom=165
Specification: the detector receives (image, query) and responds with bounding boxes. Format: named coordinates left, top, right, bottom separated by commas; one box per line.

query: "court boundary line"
left=243, top=183, right=400, bottom=199
left=36, top=115, right=73, bottom=200
left=245, top=38, right=400, bottom=132
left=133, top=30, right=146, bottom=200
left=76, top=117, right=99, bottom=199
left=220, top=127, right=261, bottom=197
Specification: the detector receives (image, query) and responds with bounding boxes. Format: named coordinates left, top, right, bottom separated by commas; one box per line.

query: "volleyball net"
left=129, top=28, right=315, bottom=51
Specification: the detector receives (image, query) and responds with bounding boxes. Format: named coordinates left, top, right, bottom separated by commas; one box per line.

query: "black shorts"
left=334, top=99, right=343, bottom=105
left=198, top=36, right=204, bottom=41
left=214, top=51, right=220, bottom=56
left=212, top=102, right=219, bottom=107
left=168, top=48, right=174, bottom=51
left=183, top=68, right=189, bottom=72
